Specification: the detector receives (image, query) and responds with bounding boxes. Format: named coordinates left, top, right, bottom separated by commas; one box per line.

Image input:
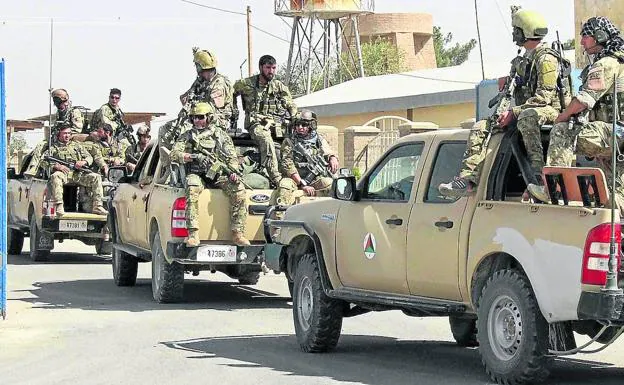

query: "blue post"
left=1, top=59, right=7, bottom=319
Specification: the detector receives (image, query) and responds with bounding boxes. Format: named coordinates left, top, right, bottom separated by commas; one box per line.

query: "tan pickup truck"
left=108, top=135, right=286, bottom=303
left=7, top=150, right=111, bottom=261
left=265, top=127, right=624, bottom=384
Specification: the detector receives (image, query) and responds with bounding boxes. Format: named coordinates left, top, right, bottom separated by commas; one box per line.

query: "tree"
left=433, top=26, right=477, bottom=68
left=562, top=38, right=575, bottom=50
left=8, top=133, right=28, bottom=162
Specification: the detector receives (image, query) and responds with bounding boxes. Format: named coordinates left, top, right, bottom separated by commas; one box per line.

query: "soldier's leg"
left=222, top=179, right=249, bottom=246
left=517, top=107, right=558, bottom=177
left=185, top=174, right=205, bottom=247
left=439, top=120, right=488, bottom=197
left=311, top=177, right=334, bottom=197
left=271, top=177, right=298, bottom=206
left=48, top=171, right=68, bottom=215
left=250, top=123, right=281, bottom=185
left=74, top=172, right=107, bottom=214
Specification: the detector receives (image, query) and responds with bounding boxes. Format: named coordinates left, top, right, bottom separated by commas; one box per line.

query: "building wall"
left=574, top=0, right=624, bottom=67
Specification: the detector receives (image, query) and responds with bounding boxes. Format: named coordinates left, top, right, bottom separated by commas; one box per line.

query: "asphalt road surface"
left=2, top=239, right=624, bottom=384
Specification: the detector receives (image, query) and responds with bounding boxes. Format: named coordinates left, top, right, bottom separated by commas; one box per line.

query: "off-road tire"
left=293, top=253, right=343, bottom=352
left=29, top=214, right=51, bottom=262
left=477, top=269, right=550, bottom=384
left=287, top=281, right=294, bottom=298
left=95, top=239, right=113, bottom=255
left=238, top=272, right=260, bottom=285
left=112, top=248, right=138, bottom=287
left=8, top=228, right=25, bottom=255
left=449, top=316, right=478, bottom=347
left=151, top=232, right=184, bottom=303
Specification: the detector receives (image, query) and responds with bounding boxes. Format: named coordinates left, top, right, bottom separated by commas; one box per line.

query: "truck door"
left=407, top=140, right=467, bottom=301
left=335, top=142, right=426, bottom=294
left=8, top=152, right=36, bottom=226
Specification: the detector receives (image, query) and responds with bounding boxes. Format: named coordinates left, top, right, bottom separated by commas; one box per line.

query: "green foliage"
left=433, top=26, right=477, bottom=67
left=351, top=167, right=361, bottom=181
left=562, top=38, right=575, bottom=50
left=8, top=133, right=28, bottom=159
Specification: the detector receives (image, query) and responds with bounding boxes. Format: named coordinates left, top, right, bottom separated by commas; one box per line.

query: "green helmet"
left=511, top=8, right=548, bottom=45
left=292, top=109, right=318, bottom=137
left=190, top=102, right=214, bottom=116
left=193, top=50, right=217, bottom=71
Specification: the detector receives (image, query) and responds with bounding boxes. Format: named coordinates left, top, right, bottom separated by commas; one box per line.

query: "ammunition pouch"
left=595, top=92, right=624, bottom=123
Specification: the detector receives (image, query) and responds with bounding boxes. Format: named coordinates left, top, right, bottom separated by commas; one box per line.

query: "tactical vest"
left=52, top=142, right=83, bottom=162
left=185, top=131, right=222, bottom=178
left=292, top=137, right=323, bottom=181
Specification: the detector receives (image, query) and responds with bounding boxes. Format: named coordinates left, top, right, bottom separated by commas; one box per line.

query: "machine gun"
left=483, top=62, right=518, bottom=148
left=43, top=155, right=94, bottom=174
left=294, top=142, right=331, bottom=185
left=188, top=147, right=252, bottom=189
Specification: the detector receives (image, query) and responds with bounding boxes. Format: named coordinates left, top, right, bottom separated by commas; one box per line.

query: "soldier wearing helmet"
left=179, top=48, right=235, bottom=131
left=51, top=88, right=85, bottom=135
left=440, top=6, right=570, bottom=198
left=170, top=102, right=249, bottom=247
left=233, top=54, right=298, bottom=187
left=528, top=16, right=624, bottom=207
left=273, top=109, right=339, bottom=205
left=125, top=124, right=151, bottom=172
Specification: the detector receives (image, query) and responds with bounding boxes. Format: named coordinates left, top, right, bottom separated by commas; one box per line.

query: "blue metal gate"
left=1, top=59, right=7, bottom=319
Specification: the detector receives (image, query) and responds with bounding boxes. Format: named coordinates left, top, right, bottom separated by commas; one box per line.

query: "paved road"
left=1, top=240, right=624, bottom=384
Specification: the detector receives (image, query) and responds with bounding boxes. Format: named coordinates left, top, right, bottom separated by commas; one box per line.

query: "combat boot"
left=55, top=203, right=65, bottom=217
left=527, top=183, right=550, bottom=203
left=232, top=231, right=250, bottom=246
left=92, top=205, right=108, bottom=215
left=185, top=229, right=200, bottom=247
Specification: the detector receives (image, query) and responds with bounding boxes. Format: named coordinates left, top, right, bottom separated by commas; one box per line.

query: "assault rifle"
left=115, top=122, right=137, bottom=148
left=294, top=142, right=331, bottom=185
left=189, top=147, right=252, bottom=189
left=43, top=155, right=94, bottom=173
left=483, top=62, right=518, bottom=148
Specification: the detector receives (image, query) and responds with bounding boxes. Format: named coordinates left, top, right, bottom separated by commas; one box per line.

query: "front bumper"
left=578, top=290, right=624, bottom=322
left=167, top=241, right=265, bottom=265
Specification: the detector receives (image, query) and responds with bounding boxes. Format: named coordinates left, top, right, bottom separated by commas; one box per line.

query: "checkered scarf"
left=581, top=17, right=624, bottom=62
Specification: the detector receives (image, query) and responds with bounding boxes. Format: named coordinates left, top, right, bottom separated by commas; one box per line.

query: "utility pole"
left=246, top=6, right=252, bottom=76
left=474, top=0, right=485, bottom=80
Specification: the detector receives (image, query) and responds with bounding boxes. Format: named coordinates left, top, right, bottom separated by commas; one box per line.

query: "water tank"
left=275, top=0, right=374, bottom=19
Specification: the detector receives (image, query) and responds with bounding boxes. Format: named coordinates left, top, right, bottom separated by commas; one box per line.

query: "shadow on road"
left=8, top=252, right=110, bottom=265
left=160, top=334, right=624, bottom=385
left=12, top=278, right=290, bottom=312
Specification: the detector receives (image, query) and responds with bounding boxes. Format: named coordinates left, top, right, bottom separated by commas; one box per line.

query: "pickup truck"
left=264, top=126, right=624, bottom=384
left=108, top=134, right=289, bottom=303
left=7, top=149, right=111, bottom=261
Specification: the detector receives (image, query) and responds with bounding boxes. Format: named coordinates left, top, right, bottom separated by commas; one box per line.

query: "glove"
left=195, top=154, right=210, bottom=169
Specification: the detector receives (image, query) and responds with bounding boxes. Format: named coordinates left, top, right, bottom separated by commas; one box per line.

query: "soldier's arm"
left=280, top=139, right=298, bottom=177
left=279, top=82, right=298, bottom=116
left=180, top=78, right=198, bottom=105
left=512, top=54, right=559, bottom=115
left=170, top=135, right=189, bottom=164
left=218, top=131, right=240, bottom=170
left=78, top=144, right=94, bottom=167
left=576, top=59, right=618, bottom=111
left=210, top=78, right=228, bottom=109
left=102, top=105, right=119, bottom=131
left=71, top=108, right=84, bottom=133
left=318, top=135, right=338, bottom=161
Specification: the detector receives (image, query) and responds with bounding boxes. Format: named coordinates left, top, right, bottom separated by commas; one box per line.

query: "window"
left=363, top=143, right=424, bottom=201
left=426, top=142, right=466, bottom=203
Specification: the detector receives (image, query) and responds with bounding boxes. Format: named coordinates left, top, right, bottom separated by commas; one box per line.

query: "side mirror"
left=108, top=166, right=128, bottom=183
left=332, top=176, right=357, bottom=201
left=338, top=167, right=352, bottom=177
left=7, top=167, right=17, bottom=179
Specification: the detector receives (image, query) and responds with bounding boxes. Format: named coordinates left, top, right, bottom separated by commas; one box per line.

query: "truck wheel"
left=8, top=228, right=25, bottom=255
left=477, top=270, right=550, bottom=384
left=287, top=281, right=294, bottom=298
left=238, top=272, right=260, bottom=285
left=29, top=214, right=51, bottom=262
left=449, top=316, right=478, bottom=347
left=293, top=253, right=343, bottom=352
left=112, top=248, right=138, bottom=287
left=95, top=239, right=113, bottom=255
left=151, top=232, right=184, bottom=303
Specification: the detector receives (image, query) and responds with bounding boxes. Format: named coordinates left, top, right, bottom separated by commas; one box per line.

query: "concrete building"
left=574, top=0, right=624, bottom=67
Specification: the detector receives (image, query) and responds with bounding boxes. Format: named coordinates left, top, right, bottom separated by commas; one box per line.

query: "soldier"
left=274, top=109, right=339, bottom=205
left=94, top=123, right=129, bottom=169
left=233, top=54, right=297, bottom=186
left=528, top=16, right=624, bottom=210
left=170, top=102, right=249, bottom=247
left=439, top=7, right=570, bottom=197
left=180, top=48, right=235, bottom=130
left=89, top=88, right=130, bottom=141
left=42, top=126, right=108, bottom=216
left=51, top=88, right=85, bottom=134
left=126, top=124, right=151, bottom=172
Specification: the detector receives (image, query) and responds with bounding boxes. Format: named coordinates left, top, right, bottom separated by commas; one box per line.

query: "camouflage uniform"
left=42, top=140, right=104, bottom=210
left=53, top=105, right=85, bottom=135
left=274, top=134, right=336, bottom=205
left=183, top=73, right=234, bottom=130
left=542, top=54, right=624, bottom=210
left=91, top=137, right=129, bottom=168
left=90, top=103, right=124, bottom=135
left=170, top=125, right=247, bottom=234
left=125, top=142, right=147, bottom=164
left=233, top=75, right=297, bottom=184
left=459, top=43, right=568, bottom=184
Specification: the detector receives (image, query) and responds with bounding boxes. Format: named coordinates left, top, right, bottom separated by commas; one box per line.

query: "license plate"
left=59, top=220, right=88, bottom=232
left=196, top=245, right=237, bottom=262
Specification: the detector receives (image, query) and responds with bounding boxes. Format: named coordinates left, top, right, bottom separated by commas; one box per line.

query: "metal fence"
left=1, top=59, right=7, bottom=319
left=352, top=116, right=409, bottom=177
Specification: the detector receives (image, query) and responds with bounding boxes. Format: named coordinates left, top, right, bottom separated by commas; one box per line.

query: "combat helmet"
left=291, top=109, right=318, bottom=138
left=511, top=7, right=548, bottom=45
left=193, top=49, right=218, bottom=71
left=190, top=102, right=214, bottom=117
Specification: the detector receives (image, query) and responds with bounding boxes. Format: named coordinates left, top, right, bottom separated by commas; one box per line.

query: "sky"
left=1, top=0, right=575, bottom=147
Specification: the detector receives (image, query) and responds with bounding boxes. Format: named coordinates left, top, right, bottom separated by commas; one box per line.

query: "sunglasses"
left=296, top=122, right=311, bottom=128
left=110, top=95, right=121, bottom=100
left=192, top=114, right=207, bottom=120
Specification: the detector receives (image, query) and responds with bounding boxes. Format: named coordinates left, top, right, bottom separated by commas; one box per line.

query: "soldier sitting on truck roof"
left=41, top=126, right=108, bottom=216
left=170, top=102, right=249, bottom=247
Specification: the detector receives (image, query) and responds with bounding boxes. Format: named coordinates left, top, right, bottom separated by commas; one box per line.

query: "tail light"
left=582, top=223, right=621, bottom=286
left=171, top=197, right=188, bottom=238
left=42, top=187, right=55, bottom=216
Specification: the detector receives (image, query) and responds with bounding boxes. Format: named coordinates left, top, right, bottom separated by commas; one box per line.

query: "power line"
left=493, top=0, right=511, bottom=35
left=179, top=0, right=245, bottom=16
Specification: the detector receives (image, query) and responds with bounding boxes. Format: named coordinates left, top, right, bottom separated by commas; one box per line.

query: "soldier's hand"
left=328, top=156, right=339, bottom=174
left=497, top=110, right=514, bottom=128
left=302, top=186, right=316, bottom=196
left=229, top=173, right=239, bottom=183
left=113, top=159, right=123, bottom=166
left=183, top=153, right=193, bottom=163
left=54, top=164, right=70, bottom=174
left=126, top=163, right=136, bottom=172
left=75, top=160, right=88, bottom=169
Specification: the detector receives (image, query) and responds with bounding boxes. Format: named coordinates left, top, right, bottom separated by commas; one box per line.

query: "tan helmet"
left=136, top=124, right=150, bottom=136
left=193, top=50, right=218, bottom=70
left=190, top=102, right=214, bottom=116
left=511, top=8, right=548, bottom=44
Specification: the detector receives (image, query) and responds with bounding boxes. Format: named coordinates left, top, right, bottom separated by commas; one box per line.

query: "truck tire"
left=29, top=213, right=51, bottom=262
left=95, top=239, right=113, bottom=255
left=112, top=248, right=138, bottom=287
left=477, top=269, right=550, bottom=384
left=449, top=316, right=478, bottom=347
left=8, top=228, right=25, bottom=255
left=238, top=272, right=260, bottom=285
left=293, top=253, right=343, bottom=353
left=151, top=232, right=184, bottom=303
